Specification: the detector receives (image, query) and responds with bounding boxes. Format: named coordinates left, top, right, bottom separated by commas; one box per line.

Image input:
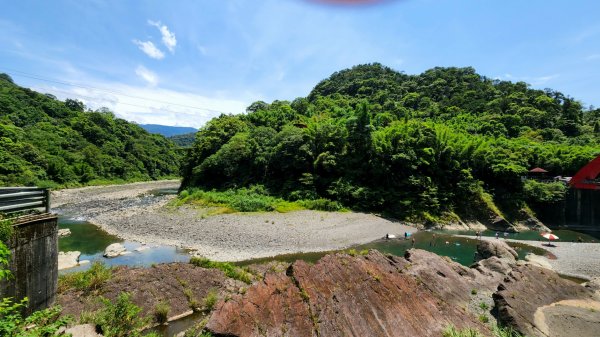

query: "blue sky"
left=1, top=0, right=599, bottom=128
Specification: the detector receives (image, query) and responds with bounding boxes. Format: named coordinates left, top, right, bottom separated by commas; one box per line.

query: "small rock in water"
left=104, top=243, right=127, bottom=258
left=58, top=251, right=81, bottom=270
left=135, top=245, right=150, bottom=252
left=58, top=228, right=71, bottom=237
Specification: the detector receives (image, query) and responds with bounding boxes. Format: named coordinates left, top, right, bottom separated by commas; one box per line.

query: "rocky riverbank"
left=52, top=181, right=417, bottom=262
left=457, top=235, right=600, bottom=280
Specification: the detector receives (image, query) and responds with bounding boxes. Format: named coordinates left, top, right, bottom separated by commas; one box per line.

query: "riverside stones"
left=494, top=264, right=600, bottom=337
left=57, top=251, right=89, bottom=270
left=103, top=243, right=127, bottom=258
left=58, top=228, right=71, bottom=237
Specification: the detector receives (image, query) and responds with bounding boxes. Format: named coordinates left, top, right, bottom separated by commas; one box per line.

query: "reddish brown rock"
left=207, top=272, right=314, bottom=337
left=402, top=249, right=501, bottom=307
left=207, top=250, right=491, bottom=337
left=58, top=263, right=243, bottom=320
left=494, top=264, right=600, bottom=337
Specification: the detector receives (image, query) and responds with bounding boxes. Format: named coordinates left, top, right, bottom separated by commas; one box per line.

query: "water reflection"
left=58, top=217, right=190, bottom=273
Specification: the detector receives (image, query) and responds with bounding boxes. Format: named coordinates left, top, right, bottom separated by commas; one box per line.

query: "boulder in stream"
left=58, top=251, right=81, bottom=270
left=58, top=228, right=71, bottom=237
left=474, top=239, right=518, bottom=263
left=103, top=243, right=127, bottom=258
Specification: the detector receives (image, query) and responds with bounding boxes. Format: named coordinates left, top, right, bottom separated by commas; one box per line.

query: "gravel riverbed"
left=458, top=235, right=600, bottom=280
left=52, top=181, right=417, bottom=261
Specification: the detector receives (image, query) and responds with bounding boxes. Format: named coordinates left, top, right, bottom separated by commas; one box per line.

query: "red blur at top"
left=569, top=155, right=600, bottom=190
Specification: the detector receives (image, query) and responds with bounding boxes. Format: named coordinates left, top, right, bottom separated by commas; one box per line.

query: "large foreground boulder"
left=474, top=239, right=518, bottom=263
left=494, top=264, right=600, bottom=337
left=207, top=250, right=491, bottom=337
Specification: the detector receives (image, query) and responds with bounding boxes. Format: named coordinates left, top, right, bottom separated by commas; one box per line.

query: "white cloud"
left=133, top=40, right=165, bottom=60
left=531, top=74, right=559, bottom=85
left=34, top=82, right=249, bottom=128
left=493, top=73, right=558, bottom=86
left=135, top=65, right=159, bottom=86
left=148, top=20, right=177, bottom=53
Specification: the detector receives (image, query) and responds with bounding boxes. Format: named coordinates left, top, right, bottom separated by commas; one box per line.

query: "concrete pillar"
left=0, top=214, right=58, bottom=315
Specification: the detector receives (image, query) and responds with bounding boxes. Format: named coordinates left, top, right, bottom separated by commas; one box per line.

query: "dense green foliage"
left=181, top=64, right=600, bottom=221
left=176, top=186, right=344, bottom=213
left=0, top=74, right=181, bottom=187
left=169, top=132, right=196, bottom=147
left=523, top=180, right=567, bottom=203
left=0, top=300, right=72, bottom=337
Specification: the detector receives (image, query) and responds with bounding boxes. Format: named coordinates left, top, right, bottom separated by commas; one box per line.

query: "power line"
left=42, top=87, right=214, bottom=117
left=0, top=68, right=235, bottom=114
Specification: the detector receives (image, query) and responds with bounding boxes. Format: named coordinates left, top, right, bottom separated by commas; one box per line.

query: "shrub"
left=0, top=299, right=72, bottom=337
left=95, top=292, right=150, bottom=337
left=478, top=314, right=489, bottom=323
left=442, top=326, right=483, bottom=337
left=58, top=261, right=112, bottom=293
left=299, top=198, right=344, bottom=211
left=190, top=257, right=252, bottom=284
left=0, top=219, right=14, bottom=243
left=204, top=290, right=218, bottom=311
left=153, top=301, right=170, bottom=325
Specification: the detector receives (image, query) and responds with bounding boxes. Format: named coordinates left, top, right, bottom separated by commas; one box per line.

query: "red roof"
left=529, top=167, right=548, bottom=173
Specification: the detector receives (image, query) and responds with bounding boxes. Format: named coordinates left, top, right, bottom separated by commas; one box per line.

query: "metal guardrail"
left=0, top=187, right=50, bottom=214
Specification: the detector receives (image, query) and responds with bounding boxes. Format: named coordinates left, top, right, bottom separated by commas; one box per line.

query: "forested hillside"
left=0, top=74, right=181, bottom=187
left=169, top=132, right=196, bottom=147
left=181, top=64, right=600, bottom=223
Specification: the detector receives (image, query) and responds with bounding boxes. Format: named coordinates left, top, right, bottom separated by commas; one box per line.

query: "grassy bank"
left=173, top=186, right=345, bottom=214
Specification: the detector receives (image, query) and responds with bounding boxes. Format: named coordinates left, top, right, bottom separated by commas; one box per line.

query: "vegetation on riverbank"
left=0, top=74, right=181, bottom=187
left=58, top=262, right=113, bottom=293
left=443, top=324, right=525, bottom=337
left=190, top=256, right=253, bottom=284
left=181, top=64, right=600, bottom=223
left=175, top=185, right=345, bottom=213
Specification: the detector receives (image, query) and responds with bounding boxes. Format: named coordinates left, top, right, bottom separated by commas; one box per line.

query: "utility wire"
left=43, top=87, right=214, bottom=116
left=0, top=68, right=235, bottom=114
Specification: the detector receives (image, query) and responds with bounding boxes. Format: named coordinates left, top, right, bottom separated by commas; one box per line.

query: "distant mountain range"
left=140, top=124, right=197, bottom=137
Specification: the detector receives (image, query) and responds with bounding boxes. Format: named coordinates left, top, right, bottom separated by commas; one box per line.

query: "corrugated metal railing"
left=0, top=187, right=50, bottom=214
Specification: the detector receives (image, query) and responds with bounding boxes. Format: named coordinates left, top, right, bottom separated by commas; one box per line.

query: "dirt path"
left=52, top=181, right=417, bottom=261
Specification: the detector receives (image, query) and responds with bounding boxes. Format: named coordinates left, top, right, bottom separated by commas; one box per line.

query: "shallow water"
left=444, top=229, right=600, bottom=243
left=237, top=231, right=550, bottom=267
left=58, top=217, right=191, bottom=273
left=146, top=312, right=206, bottom=337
